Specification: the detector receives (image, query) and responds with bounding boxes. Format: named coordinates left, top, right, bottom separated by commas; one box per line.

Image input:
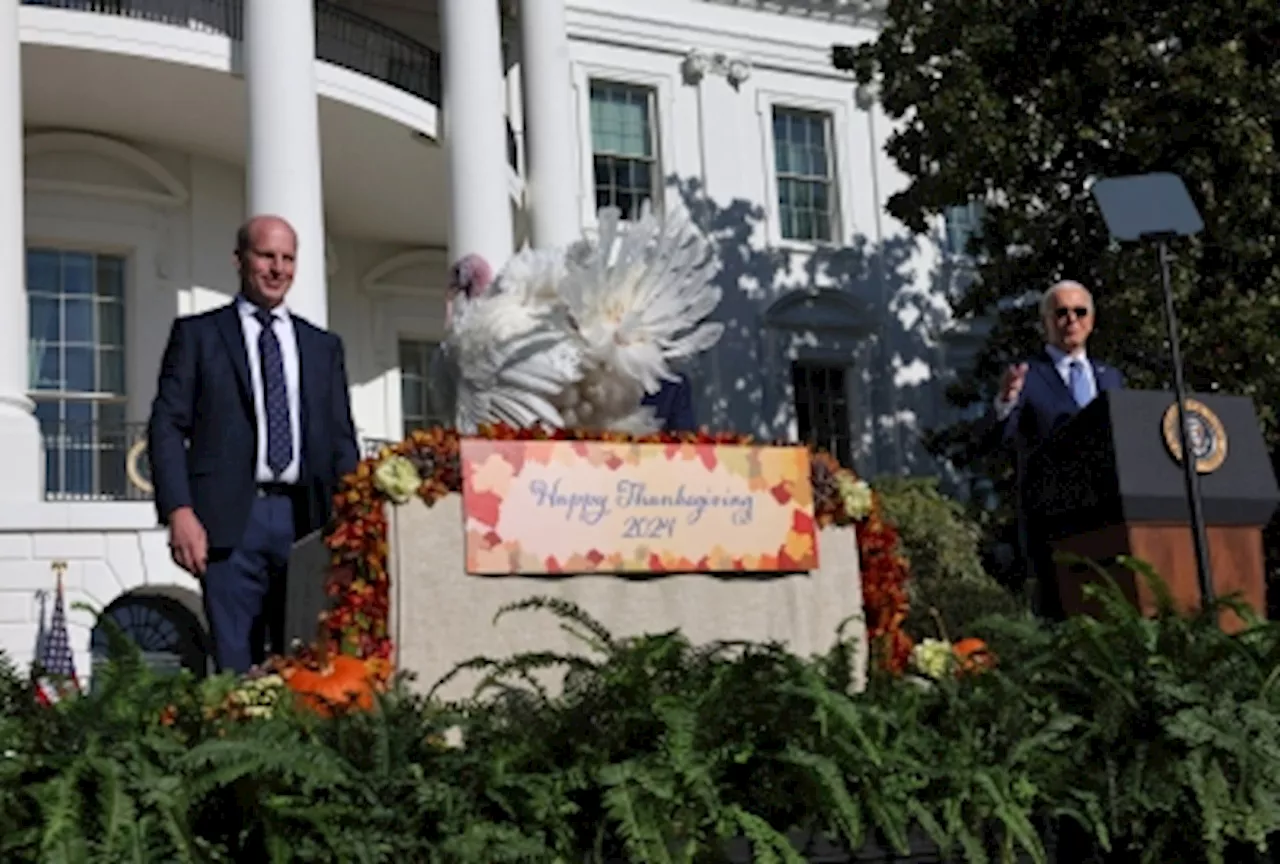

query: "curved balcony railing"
left=21, top=0, right=442, bottom=105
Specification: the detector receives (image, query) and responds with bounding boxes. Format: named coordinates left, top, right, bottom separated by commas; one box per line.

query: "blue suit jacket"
left=147, top=303, right=360, bottom=550
left=994, top=350, right=1125, bottom=458
left=978, top=350, right=1125, bottom=545
left=642, top=374, right=696, bottom=432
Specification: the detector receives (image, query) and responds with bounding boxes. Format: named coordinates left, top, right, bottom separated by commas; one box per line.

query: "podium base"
left=1052, top=523, right=1266, bottom=633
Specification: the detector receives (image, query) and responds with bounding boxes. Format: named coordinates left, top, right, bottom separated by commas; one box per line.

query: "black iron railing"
left=40, top=424, right=407, bottom=502
left=22, top=0, right=442, bottom=105
left=362, top=437, right=396, bottom=457
left=41, top=420, right=153, bottom=502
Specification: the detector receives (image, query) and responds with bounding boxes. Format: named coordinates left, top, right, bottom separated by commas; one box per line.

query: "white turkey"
left=434, top=202, right=724, bottom=435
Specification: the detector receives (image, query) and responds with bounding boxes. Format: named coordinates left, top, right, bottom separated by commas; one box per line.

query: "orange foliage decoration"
left=313, top=424, right=914, bottom=680
left=280, top=653, right=377, bottom=717
left=952, top=637, right=997, bottom=676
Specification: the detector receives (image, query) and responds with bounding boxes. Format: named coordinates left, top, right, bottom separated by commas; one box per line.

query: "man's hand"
left=168, top=506, right=208, bottom=577
left=999, top=363, right=1029, bottom=403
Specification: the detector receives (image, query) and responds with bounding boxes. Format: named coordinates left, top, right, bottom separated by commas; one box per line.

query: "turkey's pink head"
left=449, top=254, right=493, bottom=299
left=445, top=254, right=492, bottom=328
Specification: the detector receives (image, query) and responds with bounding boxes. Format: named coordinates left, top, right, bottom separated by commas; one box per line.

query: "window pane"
left=98, top=400, right=126, bottom=428
left=34, top=399, right=59, bottom=428
left=96, top=256, right=125, bottom=298
left=27, top=250, right=59, bottom=294
left=98, top=402, right=128, bottom=497
left=31, top=346, right=61, bottom=391
left=792, top=363, right=852, bottom=467
left=35, top=400, right=60, bottom=492
left=64, top=297, right=94, bottom=343
left=815, top=213, right=831, bottom=243
left=796, top=211, right=813, bottom=241
left=29, top=295, right=59, bottom=344
left=813, top=182, right=829, bottom=213
left=65, top=398, right=92, bottom=426
left=65, top=346, right=95, bottom=393
left=398, top=340, right=421, bottom=371
left=99, top=347, right=125, bottom=394
left=402, top=376, right=423, bottom=418
left=62, top=253, right=93, bottom=295
left=98, top=299, right=125, bottom=346
left=590, top=82, right=653, bottom=159
left=63, top=441, right=93, bottom=496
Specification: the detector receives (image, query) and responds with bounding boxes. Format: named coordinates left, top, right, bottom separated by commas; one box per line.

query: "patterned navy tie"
left=1069, top=359, right=1092, bottom=408
left=255, top=309, right=292, bottom=477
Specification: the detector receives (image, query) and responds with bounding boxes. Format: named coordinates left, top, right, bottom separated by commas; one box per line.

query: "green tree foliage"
left=848, top=0, right=1280, bottom=578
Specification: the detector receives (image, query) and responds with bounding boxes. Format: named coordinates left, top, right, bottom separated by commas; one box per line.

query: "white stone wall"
left=2, top=0, right=966, bottom=673
left=0, top=523, right=194, bottom=675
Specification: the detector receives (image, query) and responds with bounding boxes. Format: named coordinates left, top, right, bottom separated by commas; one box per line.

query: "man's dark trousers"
left=203, top=490, right=297, bottom=673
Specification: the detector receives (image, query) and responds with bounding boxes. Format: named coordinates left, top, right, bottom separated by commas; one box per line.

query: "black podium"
left=1024, top=390, right=1279, bottom=629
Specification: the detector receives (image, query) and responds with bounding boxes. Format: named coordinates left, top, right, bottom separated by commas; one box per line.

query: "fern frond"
left=493, top=596, right=616, bottom=651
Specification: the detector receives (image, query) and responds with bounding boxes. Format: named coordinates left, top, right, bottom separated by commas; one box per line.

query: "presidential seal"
left=1162, top=398, right=1227, bottom=474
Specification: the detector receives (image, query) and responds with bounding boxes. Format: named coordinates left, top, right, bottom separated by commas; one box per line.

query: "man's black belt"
left=256, top=481, right=301, bottom=498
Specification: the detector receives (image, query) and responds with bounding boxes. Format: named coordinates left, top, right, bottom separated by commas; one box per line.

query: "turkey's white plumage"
left=441, top=284, right=582, bottom=433
left=441, top=202, right=722, bottom=433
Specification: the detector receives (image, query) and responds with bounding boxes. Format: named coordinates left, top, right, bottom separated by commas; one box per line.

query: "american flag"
left=35, top=565, right=79, bottom=706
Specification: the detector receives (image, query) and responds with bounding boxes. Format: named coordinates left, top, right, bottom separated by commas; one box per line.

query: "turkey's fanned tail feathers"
left=560, top=201, right=724, bottom=396
left=442, top=201, right=723, bottom=434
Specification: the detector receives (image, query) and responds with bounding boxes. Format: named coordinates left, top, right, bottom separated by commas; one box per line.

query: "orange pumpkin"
left=952, top=637, right=996, bottom=675
left=282, top=654, right=376, bottom=717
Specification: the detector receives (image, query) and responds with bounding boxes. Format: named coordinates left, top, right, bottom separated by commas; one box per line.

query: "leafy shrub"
left=872, top=475, right=1027, bottom=638
left=4, top=567, right=1280, bottom=863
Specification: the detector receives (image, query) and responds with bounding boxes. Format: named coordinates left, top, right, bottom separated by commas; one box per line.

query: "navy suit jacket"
left=992, top=350, right=1125, bottom=459
left=642, top=373, right=696, bottom=432
left=147, top=302, right=360, bottom=550
left=978, top=350, right=1125, bottom=539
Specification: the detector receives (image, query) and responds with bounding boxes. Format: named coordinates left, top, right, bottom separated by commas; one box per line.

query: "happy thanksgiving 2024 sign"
left=459, top=439, right=818, bottom=575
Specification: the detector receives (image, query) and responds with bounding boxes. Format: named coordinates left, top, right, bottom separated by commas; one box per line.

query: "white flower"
left=227, top=673, right=286, bottom=720
left=910, top=638, right=955, bottom=680
left=373, top=454, right=422, bottom=505
left=836, top=474, right=873, bottom=521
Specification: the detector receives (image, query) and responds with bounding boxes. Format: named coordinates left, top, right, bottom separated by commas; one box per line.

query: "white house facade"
left=0, top=0, right=974, bottom=678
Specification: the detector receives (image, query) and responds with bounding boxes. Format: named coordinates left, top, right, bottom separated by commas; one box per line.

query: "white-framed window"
left=944, top=200, right=986, bottom=257
left=27, top=247, right=130, bottom=500
left=791, top=361, right=852, bottom=467
left=752, top=87, right=855, bottom=248
left=589, top=79, right=660, bottom=219
left=398, top=338, right=451, bottom=438
left=772, top=107, right=838, bottom=243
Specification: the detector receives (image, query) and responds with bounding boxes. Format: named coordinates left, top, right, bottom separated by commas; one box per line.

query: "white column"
left=243, top=0, right=328, bottom=327
left=518, top=0, right=579, bottom=248
left=0, top=0, right=41, bottom=506
left=441, top=0, right=513, bottom=267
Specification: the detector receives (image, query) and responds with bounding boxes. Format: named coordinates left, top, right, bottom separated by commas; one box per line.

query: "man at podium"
left=981, top=280, right=1126, bottom=618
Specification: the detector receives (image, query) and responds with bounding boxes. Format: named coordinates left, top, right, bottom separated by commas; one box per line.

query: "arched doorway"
left=90, top=591, right=212, bottom=679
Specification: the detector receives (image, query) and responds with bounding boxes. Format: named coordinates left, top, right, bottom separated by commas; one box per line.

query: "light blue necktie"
left=1068, top=359, right=1092, bottom=408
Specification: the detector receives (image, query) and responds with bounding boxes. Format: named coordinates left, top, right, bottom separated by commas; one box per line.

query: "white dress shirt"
left=994, top=343, right=1096, bottom=421
left=236, top=295, right=302, bottom=484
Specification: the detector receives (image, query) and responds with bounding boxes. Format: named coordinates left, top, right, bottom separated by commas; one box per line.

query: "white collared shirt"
left=236, top=295, right=302, bottom=484
left=994, top=343, right=1096, bottom=420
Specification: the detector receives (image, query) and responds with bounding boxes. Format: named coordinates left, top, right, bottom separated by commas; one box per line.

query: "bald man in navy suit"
left=148, top=215, right=359, bottom=673
left=980, top=280, right=1125, bottom=619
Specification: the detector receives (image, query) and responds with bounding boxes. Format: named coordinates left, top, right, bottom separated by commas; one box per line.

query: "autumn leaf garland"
left=316, top=424, right=914, bottom=679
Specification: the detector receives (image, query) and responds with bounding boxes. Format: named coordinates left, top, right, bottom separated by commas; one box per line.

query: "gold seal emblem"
left=1161, top=398, right=1227, bottom=474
